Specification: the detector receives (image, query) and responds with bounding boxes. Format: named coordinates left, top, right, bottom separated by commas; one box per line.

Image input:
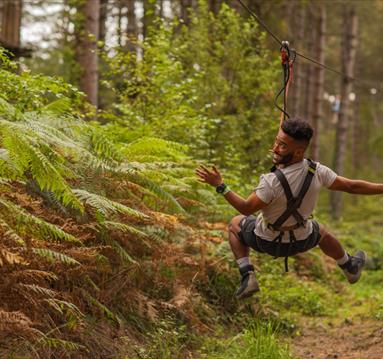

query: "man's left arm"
left=221, top=191, right=268, bottom=216
left=329, top=176, right=383, bottom=195
left=195, top=165, right=268, bottom=215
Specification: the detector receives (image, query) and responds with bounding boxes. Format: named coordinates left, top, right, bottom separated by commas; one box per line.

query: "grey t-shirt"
left=254, top=159, right=337, bottom=242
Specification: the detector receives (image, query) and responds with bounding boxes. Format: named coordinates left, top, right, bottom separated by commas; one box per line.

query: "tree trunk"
left=75, top=0, right=100, bottom=109
left=180, top=0, right=193, bottom=25
left=143, top=0, right=156, bottom=39
left=330, top=7, right=358, bottom=220
left=291, top=3, right=305, bottom=118
left=117, top=0, right=123, bottom=46
left=126, top=0, right=137, bottom=53
left=310, top=3, right=326, bottom=161
left=99, top=0, right=108, bottom=45
left=0, top=0, right=22, bottom=55
left=209, top=0, right=221, bottom=15
left=302, top=5, right=315, bottom=124
left=350, top=97, right=360, bottom=205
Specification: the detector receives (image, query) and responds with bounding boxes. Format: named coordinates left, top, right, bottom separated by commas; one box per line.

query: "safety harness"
left=268, top=159, right=317, bottom=272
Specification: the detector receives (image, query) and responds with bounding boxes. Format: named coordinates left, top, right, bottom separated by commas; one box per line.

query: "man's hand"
left=195, top=165, right=223, bottom=187
left=195, top=164, right=268, bottom=215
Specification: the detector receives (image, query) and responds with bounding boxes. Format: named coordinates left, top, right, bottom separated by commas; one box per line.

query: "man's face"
left=271, top=128, right=304, bottom=165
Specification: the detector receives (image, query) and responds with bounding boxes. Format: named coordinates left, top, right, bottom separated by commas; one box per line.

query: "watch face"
left=216, top=183, right=226, bottom=193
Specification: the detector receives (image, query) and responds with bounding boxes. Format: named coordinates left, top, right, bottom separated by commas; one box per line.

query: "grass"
left=198, top=321, right=293, bottom=359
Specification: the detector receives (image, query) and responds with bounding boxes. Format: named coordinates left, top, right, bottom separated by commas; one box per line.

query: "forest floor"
left=291, top=318, right=383, bottom=359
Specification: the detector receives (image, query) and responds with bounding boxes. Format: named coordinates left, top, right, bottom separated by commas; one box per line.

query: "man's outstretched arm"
left=195, top=165, right=268, bottom=215
left=329, top=176, right=383, bottom=195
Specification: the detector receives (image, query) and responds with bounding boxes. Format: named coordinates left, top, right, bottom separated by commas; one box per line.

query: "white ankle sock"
left=236, top=257, right=250, bottom=269
left=336, top=252, right=349, bottom=266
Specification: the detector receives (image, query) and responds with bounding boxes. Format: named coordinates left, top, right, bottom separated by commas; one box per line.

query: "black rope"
left=274, top=42, right=296, bottom=120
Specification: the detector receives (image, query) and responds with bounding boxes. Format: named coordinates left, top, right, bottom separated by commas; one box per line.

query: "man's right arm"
left=329, top=176, right=383, bottom=195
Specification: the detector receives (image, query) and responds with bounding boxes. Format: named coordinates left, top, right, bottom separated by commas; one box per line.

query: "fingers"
left=195, top=164, right=220, bottom=186
left=200, top=165, right=211, bottom=174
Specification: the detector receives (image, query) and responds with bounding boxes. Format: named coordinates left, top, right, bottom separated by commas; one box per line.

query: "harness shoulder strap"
left=273, top=169, right=294, bottom=201
left=270, top=159, right=317, bottom=230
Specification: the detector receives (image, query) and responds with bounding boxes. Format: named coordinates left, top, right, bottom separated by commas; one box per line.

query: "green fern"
left=0, top=96, right=22, bottom=120
left=73, top=188, right=149, bottom=220
left=44, top=298, right=84, bottom=319
left=108, top=238, right=137, bottom=265
left=82, top=291, right=120, bottom=323
left=101, top=220, right=149, bottom=238
left=40, top=337, right=86, bottom=351
left=0, top=119, right=84, bottom=211
left=0, top=198, right=81, bottom=244
left=116, top=167, right=185, bottom=213
left=32, top=248, right=81, bottom=266
left=41, top=97, right=72, bottom=115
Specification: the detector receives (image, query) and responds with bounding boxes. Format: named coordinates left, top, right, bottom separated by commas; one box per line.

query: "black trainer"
left=339, top=250, right=367, bottom=284
left=235, top=264, right=260, bottom=299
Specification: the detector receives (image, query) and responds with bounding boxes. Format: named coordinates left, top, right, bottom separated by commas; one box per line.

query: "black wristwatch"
left=216, top=183, right=230, bottom=195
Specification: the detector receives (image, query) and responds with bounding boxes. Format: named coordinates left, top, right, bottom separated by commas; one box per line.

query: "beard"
left=271, top=151, right=294, bottom=165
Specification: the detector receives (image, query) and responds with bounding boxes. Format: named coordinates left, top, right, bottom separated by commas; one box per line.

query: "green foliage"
left=101, top=2, right=278, bottom=184
left=199, top=321, right=293, bottom=359
left=132, top=320, right=194, bottom=359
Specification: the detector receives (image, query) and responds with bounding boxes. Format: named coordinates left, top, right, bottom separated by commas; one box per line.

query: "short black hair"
left=281, top=118, right=313, bottom=143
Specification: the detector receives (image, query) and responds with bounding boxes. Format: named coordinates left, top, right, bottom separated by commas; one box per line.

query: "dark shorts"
left=238, top=215, right=321, bottom=258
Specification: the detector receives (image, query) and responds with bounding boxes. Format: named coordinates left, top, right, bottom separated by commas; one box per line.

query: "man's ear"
left=295, top=146, right=306, bottom=157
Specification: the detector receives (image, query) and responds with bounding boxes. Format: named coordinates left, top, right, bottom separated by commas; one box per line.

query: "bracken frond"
left=0, top=119, right=84, bottom=211
left=10, top=269, right=58, bottom=283
left=0, top=198, right=82, bottom=244
left=17, top=283, right=57, bottom=299
left=107, top=238, right=137, bottom=265
left=0, top=310, right=40, bottom=340
left=40, top=337, right=86, bottom=351
left=115, top=166, right=185, bottom=213
left=82, top=291, right=120, bottom=323
left=44, top=298, right=84, bottom=319
left=32, top=248, right=81, bottom=266
left=101, top=220, right=149, bottom=238
left=0, top=218, right=25, bottom=246
left=40, top=97, right=72, bottom=115
left=0, top=246, right=27, bottom=266
left=73, top=188, right=149, bottom=220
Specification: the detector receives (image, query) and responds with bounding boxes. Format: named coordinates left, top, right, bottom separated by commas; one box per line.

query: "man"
left=196, top=119, right=383, bottom=299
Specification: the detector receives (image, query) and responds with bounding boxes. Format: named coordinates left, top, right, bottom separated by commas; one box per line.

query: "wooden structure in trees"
left=0, top=0, right=31, bottom=59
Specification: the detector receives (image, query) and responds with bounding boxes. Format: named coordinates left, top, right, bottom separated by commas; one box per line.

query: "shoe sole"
left=236, top=284, right=260, bottom=300
left=346, top=250, right=367, bottom=284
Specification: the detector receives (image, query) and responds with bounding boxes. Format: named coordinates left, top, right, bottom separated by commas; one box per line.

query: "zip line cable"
left=236, top=0, right=283, bottom=47
left=235, top=0, right=365, bottom=85
left=294, top=50, right=356, bottom=81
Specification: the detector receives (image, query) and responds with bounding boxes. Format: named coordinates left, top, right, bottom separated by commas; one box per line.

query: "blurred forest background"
left=1, top=0, right=383, bottom=358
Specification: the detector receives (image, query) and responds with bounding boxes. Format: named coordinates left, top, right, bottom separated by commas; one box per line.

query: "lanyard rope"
left=274, top=42, right=296, bottom=123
